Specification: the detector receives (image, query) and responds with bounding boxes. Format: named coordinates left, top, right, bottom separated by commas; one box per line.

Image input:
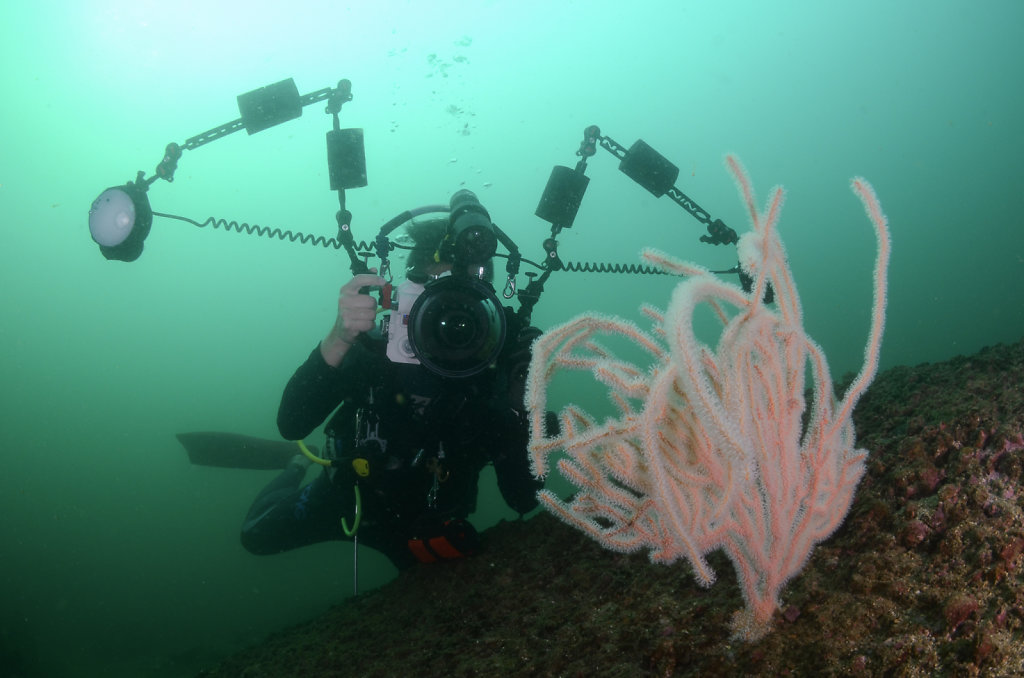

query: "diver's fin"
left=176, top=432, right=318, bottom=470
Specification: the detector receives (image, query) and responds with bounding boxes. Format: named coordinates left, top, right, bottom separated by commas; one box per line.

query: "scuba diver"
left=89, top=75, right=745, bottom=579
left=238, top=199, right=544, bottom=570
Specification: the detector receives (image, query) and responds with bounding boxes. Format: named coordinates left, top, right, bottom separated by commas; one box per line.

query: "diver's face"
left=410, top=260, right=491, bottom=283
left=424, top=262, right=453, bottom=278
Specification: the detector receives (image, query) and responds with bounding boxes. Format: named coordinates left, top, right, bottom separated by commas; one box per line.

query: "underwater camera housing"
left=384, top=190, right=507, bottom=378
left=385, top=274, right=506, bottom=377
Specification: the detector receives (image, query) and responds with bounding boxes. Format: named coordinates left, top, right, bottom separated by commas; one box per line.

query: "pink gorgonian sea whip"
left=526, top=155, right=890, bottom=640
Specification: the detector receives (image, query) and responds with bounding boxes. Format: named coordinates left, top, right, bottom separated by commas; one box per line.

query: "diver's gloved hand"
left=320, top=272, right=385, bottom=367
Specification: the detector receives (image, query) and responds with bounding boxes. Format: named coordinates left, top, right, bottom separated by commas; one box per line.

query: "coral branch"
left=527, top=155, right=890, bottom=641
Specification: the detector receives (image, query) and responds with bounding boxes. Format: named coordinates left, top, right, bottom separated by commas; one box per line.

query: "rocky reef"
left=198, top=337, right=1024, bottom=677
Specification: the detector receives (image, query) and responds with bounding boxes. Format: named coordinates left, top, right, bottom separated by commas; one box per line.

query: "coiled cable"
left=153, top=211, right=376, bottom=253
left=155, top=211, right=701, bottom=277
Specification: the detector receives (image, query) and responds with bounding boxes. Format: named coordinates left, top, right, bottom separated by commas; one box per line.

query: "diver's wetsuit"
left=240, top=308, right=542, bottom=569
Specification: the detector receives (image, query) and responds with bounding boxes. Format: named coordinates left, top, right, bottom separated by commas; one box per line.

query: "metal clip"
left=425, top=443, right=450, bottom=508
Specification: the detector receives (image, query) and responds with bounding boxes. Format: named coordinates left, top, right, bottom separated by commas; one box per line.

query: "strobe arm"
left=596, top=131, right=738, bottom=246
left=147, top=78, right=344, bottom=184
left=90, top=78, right=360, bottom=263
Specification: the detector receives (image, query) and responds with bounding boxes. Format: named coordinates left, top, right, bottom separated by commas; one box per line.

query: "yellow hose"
left=295, top=440, right=361, bottom=535
left=341, top=484, right=362, bottom=536
left=296, top=439, right=332, bottom=467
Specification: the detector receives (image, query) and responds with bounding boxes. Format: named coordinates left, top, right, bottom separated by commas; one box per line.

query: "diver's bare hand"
left=320, top=273, right=386, bottom=366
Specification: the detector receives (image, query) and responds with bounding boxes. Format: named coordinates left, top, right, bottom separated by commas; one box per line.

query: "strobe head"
left=88, top=181, right=153, bottom=262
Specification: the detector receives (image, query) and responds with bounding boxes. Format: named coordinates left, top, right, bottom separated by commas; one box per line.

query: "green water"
left=1, top=1, right=1022, bottom=676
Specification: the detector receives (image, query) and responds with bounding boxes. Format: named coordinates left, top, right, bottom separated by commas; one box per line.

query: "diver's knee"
left=240, top=528, right=277, bottom=556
